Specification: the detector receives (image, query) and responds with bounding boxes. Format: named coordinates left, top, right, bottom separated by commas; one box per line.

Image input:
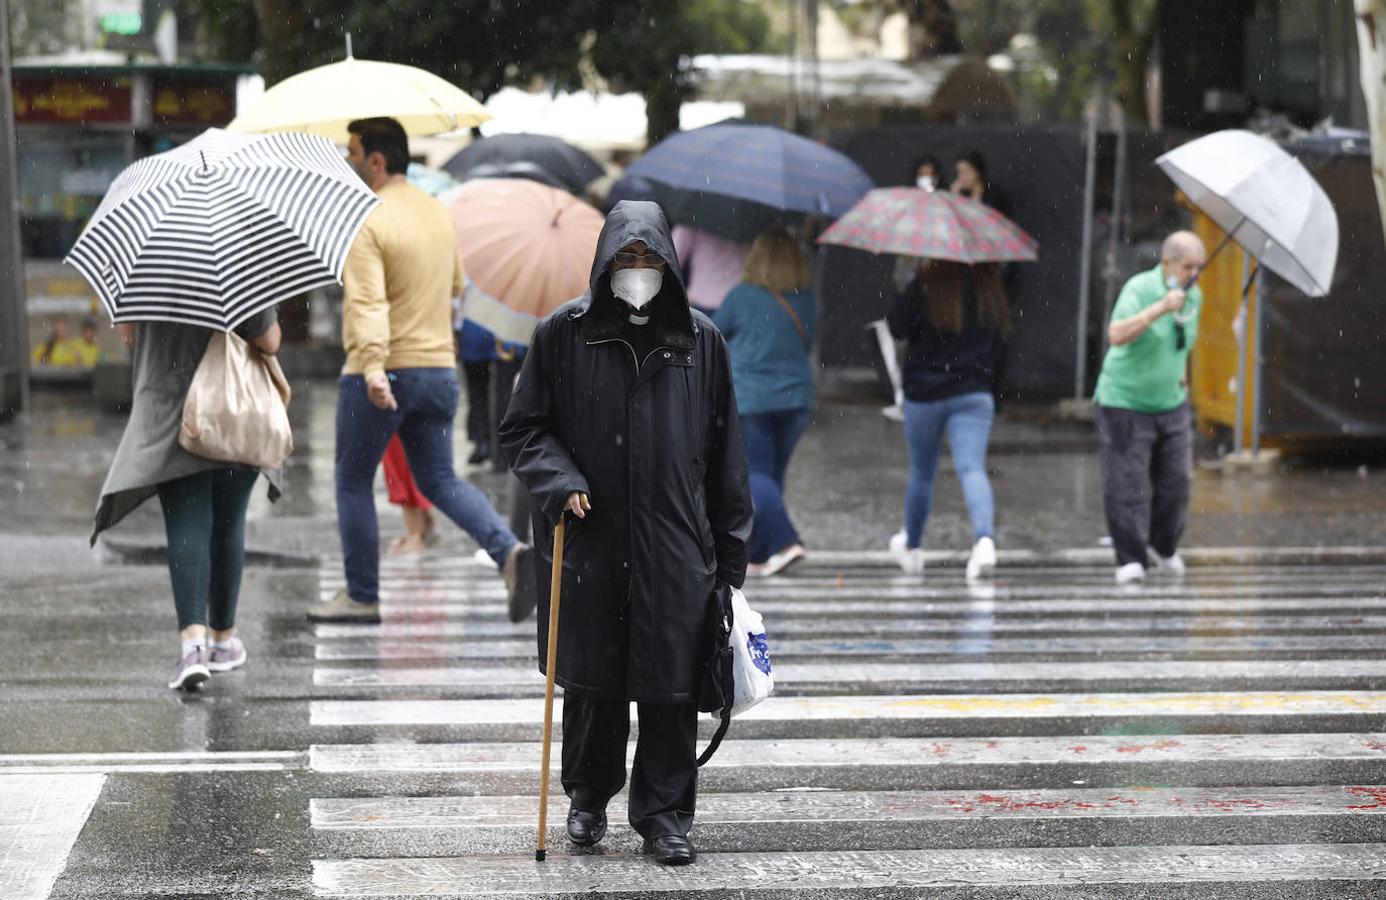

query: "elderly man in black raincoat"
left=499, top=201, right=752, bottom=865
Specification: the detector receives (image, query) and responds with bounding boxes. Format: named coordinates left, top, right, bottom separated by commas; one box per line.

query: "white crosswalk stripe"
left=308, top=556, right=1386, bottom=897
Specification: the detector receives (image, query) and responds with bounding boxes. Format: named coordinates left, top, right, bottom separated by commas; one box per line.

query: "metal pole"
left=0, top=0, right=30, bottom=418
left=1073, top=91, right=1099, bottom=398
left=1103, top=108, right=1125, bottom=360
left=1232, top=254, right=1250, bottom=454
left=1250, top=263, right=1267, bottom=455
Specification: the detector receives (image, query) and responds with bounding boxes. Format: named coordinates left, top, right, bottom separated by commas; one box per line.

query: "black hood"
left=578, top=200, right=694, bottom=349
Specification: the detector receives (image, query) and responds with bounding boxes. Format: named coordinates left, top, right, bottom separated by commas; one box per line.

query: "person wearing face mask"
left=1094, top=231, right=1207, bottom=585
left=499, top=201, right=752, bottom=866
left=912, top=153, right=944, bottom=191
left=307, top=116, right=535, bottom=626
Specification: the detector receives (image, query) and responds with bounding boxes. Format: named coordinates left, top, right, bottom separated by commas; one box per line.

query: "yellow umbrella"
left=229, top=55, right=489, bottom=142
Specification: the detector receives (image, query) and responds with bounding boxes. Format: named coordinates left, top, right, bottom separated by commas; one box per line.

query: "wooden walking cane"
left=536, top=493, right=586, bottom=862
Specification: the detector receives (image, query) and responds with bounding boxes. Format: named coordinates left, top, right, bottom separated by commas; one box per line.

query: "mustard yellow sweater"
left=342, top=179, right=463, bottom=380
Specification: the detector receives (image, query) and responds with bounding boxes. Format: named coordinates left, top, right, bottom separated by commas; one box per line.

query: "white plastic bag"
left=728, top=586, right=774, bottom=717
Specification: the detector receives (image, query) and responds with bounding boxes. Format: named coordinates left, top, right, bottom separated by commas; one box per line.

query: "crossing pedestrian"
left=500, top=200, right=752, bottom=866
left=380, top=435, right=437, bottom=556
left=886, top=260, right=1010, bottom=580
left=671, top=224, right=751, bottom=317
left=307, top=116, right=533, bottom=626
left=712, top=226, right=816, bottom=577
left=1094, top=230, right=1207, bottom=584
left=92, top=311, right=282, bottom=691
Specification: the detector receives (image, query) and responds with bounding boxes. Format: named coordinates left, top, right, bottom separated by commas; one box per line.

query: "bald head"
left=1162, top=231, right=1206, bottom=265
left=1161, top=231, right=1206, bottom=288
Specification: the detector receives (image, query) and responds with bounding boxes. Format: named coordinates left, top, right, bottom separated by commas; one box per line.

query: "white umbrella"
left=1155, top=129, right=1339, bottom=456
left=65, top=129, right=379, bottom=332
left=1156, top=129, right=1337, bottom=297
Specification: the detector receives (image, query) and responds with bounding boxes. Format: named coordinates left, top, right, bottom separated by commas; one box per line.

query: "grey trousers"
left=1095, top=402, right=1192, bottom=567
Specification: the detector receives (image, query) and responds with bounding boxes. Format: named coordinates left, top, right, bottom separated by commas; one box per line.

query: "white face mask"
left=610, top=267, right=663, bottom=311
left=916, top=175, right=935, bottom=191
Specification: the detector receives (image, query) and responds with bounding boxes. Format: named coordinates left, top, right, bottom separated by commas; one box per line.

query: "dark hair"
left=347, top=117, right=410, bottom=175
left=911, top=154, right=943, bottom=182
left=954, top=149, right=988, bottom=185
left=919, top=261, right=1011, bottom=337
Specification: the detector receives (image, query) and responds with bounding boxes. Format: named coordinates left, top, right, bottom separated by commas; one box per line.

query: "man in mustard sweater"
left=307, top=117, right=534, bottom=625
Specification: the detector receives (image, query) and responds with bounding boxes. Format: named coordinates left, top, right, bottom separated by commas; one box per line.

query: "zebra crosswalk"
left=307, top=557, right=1386, bottom=897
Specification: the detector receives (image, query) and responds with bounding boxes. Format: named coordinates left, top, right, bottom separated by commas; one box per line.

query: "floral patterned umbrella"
left=817, top=186, right=1038, bottom=263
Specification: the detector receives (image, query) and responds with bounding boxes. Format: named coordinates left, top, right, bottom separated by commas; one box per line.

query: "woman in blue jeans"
left=713, top=227, right=816, bottom=576
left=886, top=260, right=1010, bottom=579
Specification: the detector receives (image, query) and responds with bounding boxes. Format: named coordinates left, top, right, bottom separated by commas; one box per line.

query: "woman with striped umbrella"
left=69, top=128, right=379, bottom=691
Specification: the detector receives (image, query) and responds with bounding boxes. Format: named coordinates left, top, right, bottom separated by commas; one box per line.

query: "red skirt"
left=381, top=435, right=431, bottom=510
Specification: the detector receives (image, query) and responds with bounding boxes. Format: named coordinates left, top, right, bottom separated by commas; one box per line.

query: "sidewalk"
left=2, top=381, right=1384, bottom=570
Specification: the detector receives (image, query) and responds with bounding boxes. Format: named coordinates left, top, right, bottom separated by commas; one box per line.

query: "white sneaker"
left=966, top=536, right=997, bottom=581
left=1147, top=548, right=1187, bottom=576
left=1115, top=562, right=1146, bottom=584
left=761, top=543, right=807, bottom=577
left=888, top=531, right=925, bottom=575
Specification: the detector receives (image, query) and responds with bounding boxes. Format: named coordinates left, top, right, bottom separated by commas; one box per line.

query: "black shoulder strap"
left=696, top=705, right=732, bottom=767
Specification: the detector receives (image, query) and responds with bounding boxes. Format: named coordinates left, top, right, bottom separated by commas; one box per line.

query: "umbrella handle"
left=535, top=512, right=566, bottom=862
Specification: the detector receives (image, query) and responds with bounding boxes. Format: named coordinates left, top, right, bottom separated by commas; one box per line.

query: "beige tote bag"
left=179, top=331, right=293, bottom=469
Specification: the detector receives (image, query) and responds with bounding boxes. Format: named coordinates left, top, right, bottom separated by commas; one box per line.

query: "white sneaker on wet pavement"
left=966, top=536, right=997, bottom=581
left=1115, top=561, right=1146, bottom=584
left=888, top=531, right=925, bottom=576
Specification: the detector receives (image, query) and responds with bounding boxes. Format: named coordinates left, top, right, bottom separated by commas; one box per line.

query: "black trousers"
left=1095, top=402, right=1192, bottom=567
left=561, top=692, right=699, bottom=840
left=461, top=361, right=491, bottom=446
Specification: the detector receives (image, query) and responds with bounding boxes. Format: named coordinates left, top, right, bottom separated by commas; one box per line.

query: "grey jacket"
left=91, top=309, right=280, bottom=543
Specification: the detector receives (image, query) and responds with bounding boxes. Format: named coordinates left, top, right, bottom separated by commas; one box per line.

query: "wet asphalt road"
left=2, top=383, right=1386, bottom=898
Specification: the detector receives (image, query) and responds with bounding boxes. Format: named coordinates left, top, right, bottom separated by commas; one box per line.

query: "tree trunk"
left=1107, top=0, right=1156, bottom=126
left=645, top=75, right=685, bottom=148
left=900, top=0, right=963, bottom=57
left=251, top=0, right=314, bottom=87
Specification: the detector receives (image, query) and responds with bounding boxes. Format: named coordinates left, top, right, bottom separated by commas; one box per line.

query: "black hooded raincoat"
left=499, top=201, right=752, bottom=703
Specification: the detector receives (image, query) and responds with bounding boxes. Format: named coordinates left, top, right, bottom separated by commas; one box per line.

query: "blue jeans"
left=741, top=407, right=812, bottom=563
left=901, top=391, right=995, bottom=548
left=336, top=369, right=518, bottom=603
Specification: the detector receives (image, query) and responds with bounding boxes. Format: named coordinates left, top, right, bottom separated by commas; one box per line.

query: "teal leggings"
left=156, top=468, right=259, bottom=631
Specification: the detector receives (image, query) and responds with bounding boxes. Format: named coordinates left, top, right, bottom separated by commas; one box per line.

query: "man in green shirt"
left=1094, top=231, right=1206, bottom=584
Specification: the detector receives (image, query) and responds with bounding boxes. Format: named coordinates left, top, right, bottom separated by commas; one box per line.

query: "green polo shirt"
left=1094, top=264, right=1202, bottom=414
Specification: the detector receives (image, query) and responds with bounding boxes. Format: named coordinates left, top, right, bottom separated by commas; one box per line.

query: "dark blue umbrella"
left=628, top=124, right=873, bottom=217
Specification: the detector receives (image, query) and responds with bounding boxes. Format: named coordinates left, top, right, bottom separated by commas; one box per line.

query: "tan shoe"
left=306, top=589, right=381, bottom=624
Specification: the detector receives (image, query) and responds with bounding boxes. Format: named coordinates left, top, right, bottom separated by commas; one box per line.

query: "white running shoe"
left=966, top=536, right=997, bottom=581
left=1115, top=561, right=1146, bottom=584
left=1147, top=548, right=1187, bottom=576
left=761, top=543, right=807, bottom=577
left=888, top=531, right=925, bottom=575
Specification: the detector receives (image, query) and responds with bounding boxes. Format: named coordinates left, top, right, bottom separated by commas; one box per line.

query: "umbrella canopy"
left=817, top=187, right=1038, bottom=263
left=453, top=160, right=568, bottom=191
left=228, top=56, right=490, bottom=142
left=442, top=179, right=604, bottom=345
left=443, top=133, right=605, bottom=194
left=1156, top=130, right=1338, bottom=296
left=627, top=123, right=873, bottom=239
left=65, top=129, right=379, bottom=332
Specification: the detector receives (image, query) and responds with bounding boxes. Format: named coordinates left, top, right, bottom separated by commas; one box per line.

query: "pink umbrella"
left=442, top=179, right=605, bottom=345
left=817, top=186, right=1037, bottom=263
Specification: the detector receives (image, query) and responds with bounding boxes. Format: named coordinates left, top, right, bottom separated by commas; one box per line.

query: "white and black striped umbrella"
left=66, top=128, right=379, bottom=332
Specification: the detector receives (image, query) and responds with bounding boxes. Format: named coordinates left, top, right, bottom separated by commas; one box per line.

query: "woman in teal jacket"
left=713, top=227, right=816, bottom=576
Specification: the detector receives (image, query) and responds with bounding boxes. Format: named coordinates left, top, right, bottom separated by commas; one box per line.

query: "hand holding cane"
left=536, top=493, right=588, bottom=862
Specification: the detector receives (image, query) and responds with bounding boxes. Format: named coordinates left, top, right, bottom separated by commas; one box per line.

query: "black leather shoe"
left=566, top=806, right=607, bottom=847
left=642, top=834, right=695, bottom=865
left=467, top=442, right=490, bottom=465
